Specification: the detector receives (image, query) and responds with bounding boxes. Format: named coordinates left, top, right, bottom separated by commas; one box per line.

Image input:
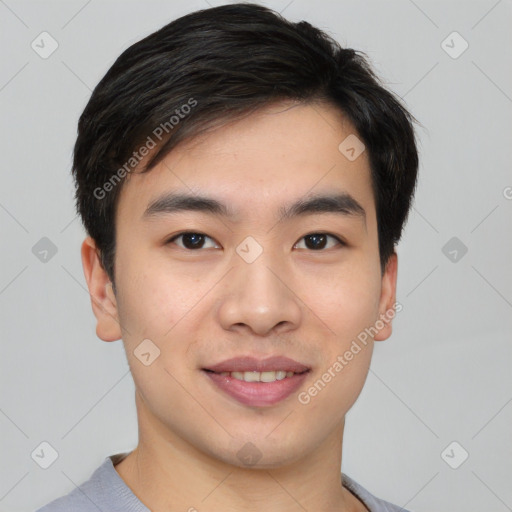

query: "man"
left=37, top=3, right=419, bottom=511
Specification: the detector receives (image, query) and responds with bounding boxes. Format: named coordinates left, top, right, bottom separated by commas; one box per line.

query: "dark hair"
left=72, top=2, right=419, bottom=287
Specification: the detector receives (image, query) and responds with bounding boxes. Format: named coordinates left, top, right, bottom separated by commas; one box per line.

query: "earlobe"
left=81, top=236, right=122, bottom=342
left=374, top=252, right=398, bottom=342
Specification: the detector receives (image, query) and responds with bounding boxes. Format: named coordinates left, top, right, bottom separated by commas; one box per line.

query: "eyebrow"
left=142, top=191, right=366, bottom=226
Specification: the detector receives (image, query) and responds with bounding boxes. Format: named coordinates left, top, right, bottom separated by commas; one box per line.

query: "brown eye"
left=166, top=232, right=219, bottom=250
left=294, top=233, right=344, bottom=251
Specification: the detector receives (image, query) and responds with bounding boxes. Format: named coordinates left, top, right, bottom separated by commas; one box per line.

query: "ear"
left=81, top=236, right=122, bottom=342
left=374, top=251, right=398, bottom=342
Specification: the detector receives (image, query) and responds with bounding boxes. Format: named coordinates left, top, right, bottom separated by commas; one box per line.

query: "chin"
left=218, top=433, right=308, bottom=469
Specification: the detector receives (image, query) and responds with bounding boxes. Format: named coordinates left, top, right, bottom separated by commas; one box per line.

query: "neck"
left=115, top=390, right=365, bottom=512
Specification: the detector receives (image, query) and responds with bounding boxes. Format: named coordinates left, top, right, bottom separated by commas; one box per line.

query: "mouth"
left=201, top=356, right=311, bottom=407
left=203, top=368, right=308, bottom=382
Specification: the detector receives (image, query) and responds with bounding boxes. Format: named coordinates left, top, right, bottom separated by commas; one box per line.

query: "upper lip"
left=203, top=356, right=310, bottom=373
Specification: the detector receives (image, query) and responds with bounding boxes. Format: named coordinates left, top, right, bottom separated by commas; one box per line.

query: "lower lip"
left=203, top=370, right=309, bottom=407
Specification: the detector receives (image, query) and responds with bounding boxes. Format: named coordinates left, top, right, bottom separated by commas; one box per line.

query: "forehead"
left=116, top=101, right=375, bottom=225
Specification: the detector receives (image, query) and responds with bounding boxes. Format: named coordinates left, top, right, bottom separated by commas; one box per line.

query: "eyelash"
left=165, top=231, right=346, bottom=251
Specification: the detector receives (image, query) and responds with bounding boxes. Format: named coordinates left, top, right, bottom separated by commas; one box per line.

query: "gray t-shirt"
left=35, top=453, right=409, bottom=512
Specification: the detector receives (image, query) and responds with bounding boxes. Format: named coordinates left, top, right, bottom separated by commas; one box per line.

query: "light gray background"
left=1, top=1, right=511, bottom=511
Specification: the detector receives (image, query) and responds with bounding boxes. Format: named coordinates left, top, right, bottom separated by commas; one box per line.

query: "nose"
left=216, top=253, right=302, bottom=337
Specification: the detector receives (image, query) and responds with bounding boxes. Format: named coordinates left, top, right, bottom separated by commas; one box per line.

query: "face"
left=83, top=100, right=397, bottom=469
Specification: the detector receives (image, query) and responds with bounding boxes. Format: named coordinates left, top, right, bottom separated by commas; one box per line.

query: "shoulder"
left=34, top=453, right=131, bottom=512
left=342, top=473, right=410, bottom=512
left=35, top=487, right=98, bottom=512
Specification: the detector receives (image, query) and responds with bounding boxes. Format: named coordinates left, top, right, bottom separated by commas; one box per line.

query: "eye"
left=294, top=233, right=344, bottom=251
left=165, top=231, right=345, bottom=251
left=166, top=232, right=219, bottom=250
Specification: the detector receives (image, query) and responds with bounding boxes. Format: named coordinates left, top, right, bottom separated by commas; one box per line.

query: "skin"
left=81, top=100, right=398, bottom=512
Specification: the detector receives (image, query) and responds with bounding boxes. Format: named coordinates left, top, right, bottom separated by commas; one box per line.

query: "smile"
left=202, top=368, right=310, bottom=407
left=206, top=369, right=305, bottom=383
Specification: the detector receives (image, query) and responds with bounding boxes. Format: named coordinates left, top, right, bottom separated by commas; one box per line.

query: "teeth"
left=222, top=370, right=296, bottom=382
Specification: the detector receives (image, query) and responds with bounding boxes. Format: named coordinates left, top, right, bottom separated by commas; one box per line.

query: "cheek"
left=303, top=349, right=372, bottom=430
left=308, top=262, right=381, bottom=345
left=301, top=295, right=376, bottom=421
left=114, top=256, right=211, bottom=390
left=115, top=250, right=201, bottom=339
left=301, top=265, right=379, bottom=411
left=114, top=265, right=198, bottom=403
